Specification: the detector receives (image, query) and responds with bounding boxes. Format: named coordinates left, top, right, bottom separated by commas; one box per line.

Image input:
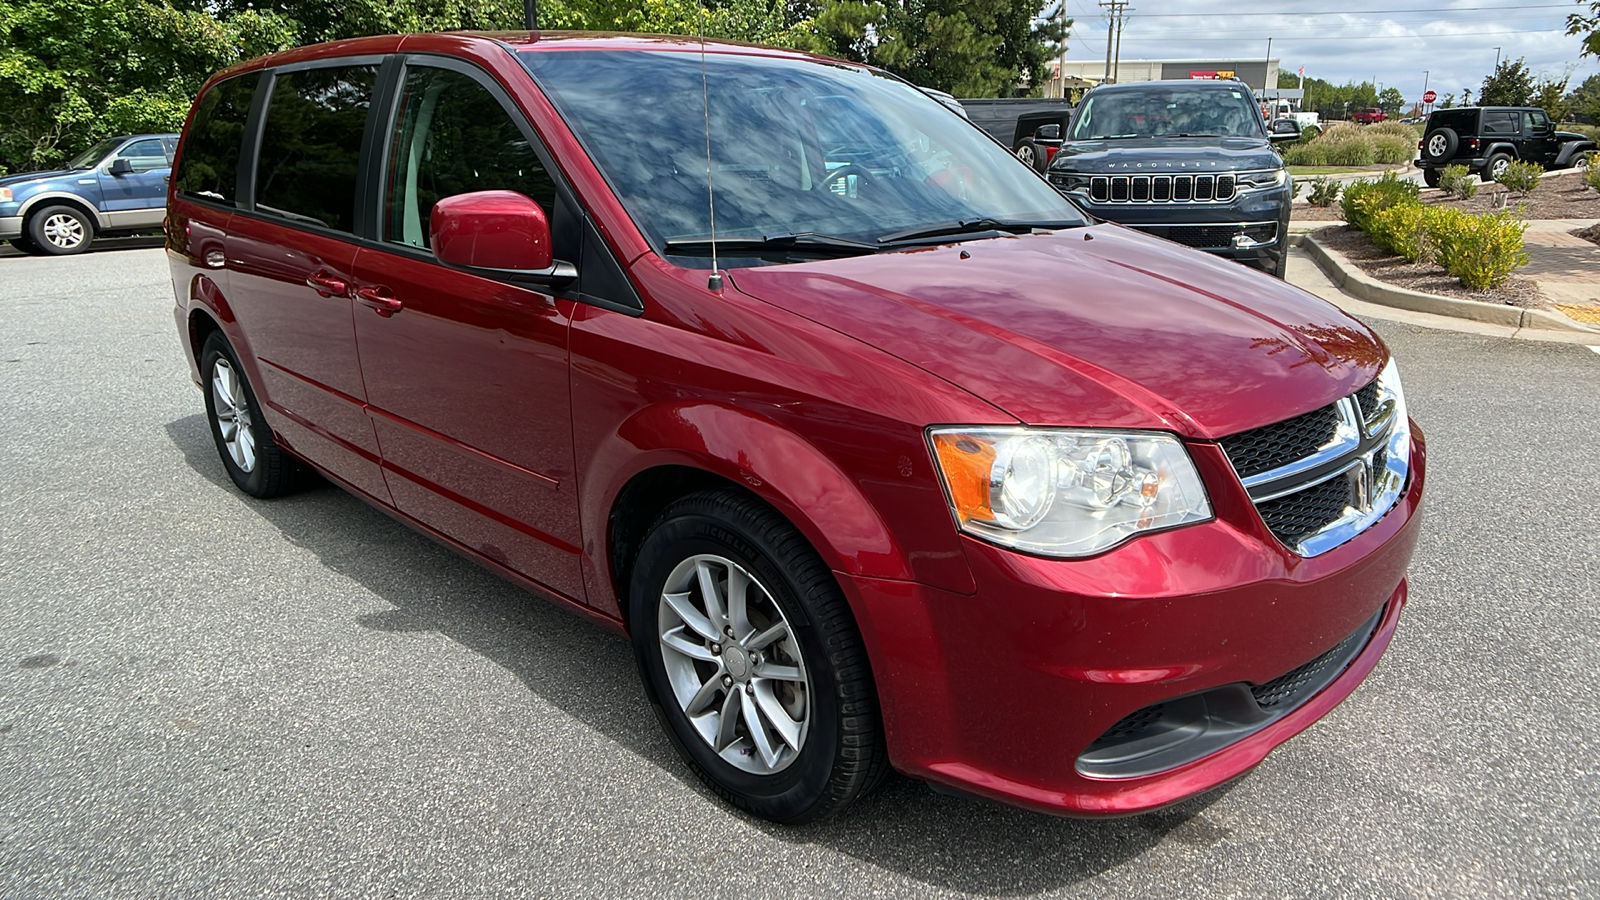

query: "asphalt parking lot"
left=2, top=246, right=1598, bottom=898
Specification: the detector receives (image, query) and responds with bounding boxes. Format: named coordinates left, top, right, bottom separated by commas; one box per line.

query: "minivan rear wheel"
left=629, top=489, right=886, bottom=823
left=27, top=205, right=94, bottom=255
left=200, top=331, right=303, bottom=498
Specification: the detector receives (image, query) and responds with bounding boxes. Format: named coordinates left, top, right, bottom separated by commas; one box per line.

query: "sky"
left=1058, top=1, right=1598, bottom=103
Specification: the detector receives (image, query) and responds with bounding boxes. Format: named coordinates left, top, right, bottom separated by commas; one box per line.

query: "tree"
left=1533, top=72, right=1573, bottom=123
left=0, top=0, right=294, bottom=173
left=1479, top=57, right=1536, bottom=107
left=1442, top=92, right=1456, bottom=109
left=1377, top=86, right=1404, bottom=115
left=1570, top=1, right=1600, bottom=57
left=1568, top=72, right=1600, bottom=122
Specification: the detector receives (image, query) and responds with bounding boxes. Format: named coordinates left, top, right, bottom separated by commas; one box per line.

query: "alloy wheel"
left=1016, top=144, right=1036, bottom=167
left=41, top=213, right=85, bottom=251
left=656, top=554, right=810, bottom=774
left=1427, top=134, right=1447, bottom=157
left=210, top=357, right=257, bottom=473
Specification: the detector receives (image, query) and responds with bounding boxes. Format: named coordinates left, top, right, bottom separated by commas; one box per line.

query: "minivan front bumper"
left=841, top=426, right=1425, bottom=816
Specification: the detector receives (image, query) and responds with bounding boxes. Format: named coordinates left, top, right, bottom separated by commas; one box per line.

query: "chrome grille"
left=1089, top=173, right=1236, bottom=204
left=1220, top=376, right=1408, bottom=557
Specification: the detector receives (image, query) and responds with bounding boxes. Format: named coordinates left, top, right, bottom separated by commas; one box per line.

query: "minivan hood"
left=1049, top=137, right=1280, bottom=174
left=727, top=225, right=1384, bottom=439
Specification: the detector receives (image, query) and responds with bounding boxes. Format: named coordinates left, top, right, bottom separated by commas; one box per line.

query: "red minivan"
left=168, top=32, right=1425, bottom=823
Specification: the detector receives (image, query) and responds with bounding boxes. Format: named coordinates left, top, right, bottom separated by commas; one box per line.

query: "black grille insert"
left=1355, top=379, right=1381, bottom=421
left=1256, top=474, right=1353, bottom=546
left=1220, top=403, right=1341, bottom=479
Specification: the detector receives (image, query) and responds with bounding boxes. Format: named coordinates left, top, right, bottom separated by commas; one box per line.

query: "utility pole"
left=1099, top=0, right=1129, bottom=84
left=1058, top=0, right=1069, bottom=98
left=524, top=0, right=537, bottom=29
left=1493, top=46, right=1502, bottom=70
left=1264, top=37, right=1272, bottom=93
left=1422, top=69, right=1429, bottom=113
left=1114, top=7, right=1127, bottom=84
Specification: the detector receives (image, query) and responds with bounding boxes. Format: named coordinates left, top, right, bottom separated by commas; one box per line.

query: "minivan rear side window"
left=174, top=75, right=257, bottom=205
left=254, top=65, right=378, bottom=233
left=382, top=65, right=557, bottom=248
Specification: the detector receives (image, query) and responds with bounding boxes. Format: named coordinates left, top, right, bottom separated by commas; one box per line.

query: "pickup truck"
left=959, top=98, right=1076, bottom=171
left=1352, top=108, right=1388, bottom=125
left=0, top=133, right=176, bottom=255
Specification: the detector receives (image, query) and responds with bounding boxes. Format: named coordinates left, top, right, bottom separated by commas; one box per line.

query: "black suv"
left=1045, top=80, right=1298, bottom=278
left=1417, top=106, right=1597, bottom=185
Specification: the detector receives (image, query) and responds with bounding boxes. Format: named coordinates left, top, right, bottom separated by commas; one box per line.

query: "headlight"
left=1049, top=173, right=1091, bottom=193
left=1236, top=168, right=1287, bottom=190
left=928, top=427, right=1212, bottom=557
left=0, top=187, right=12, bottom=203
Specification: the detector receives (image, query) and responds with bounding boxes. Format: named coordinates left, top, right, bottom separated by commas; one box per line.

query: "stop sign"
left=1423, top=90, right=1437, bottom=103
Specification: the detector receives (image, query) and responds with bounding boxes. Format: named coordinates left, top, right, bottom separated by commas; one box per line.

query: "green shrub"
left=1430, top=209, right=1529, bottom=290
left=1366, top=121, right=1422, bottom=142
left=1307, top=176, right=1341, bottom=207
left=1494, top=159, right=1543, bottom=195
left=1369, top=203, right=1430, bottom=261
left=1283, top=143, right=1327, bottom=166
left=1561, top=123, right=1600, bottom=143
left=1340, top=171, right=1422, bottom=232
left=1585, top=154, right=1600, bottom=192
left=1438, top=164, right=1478, bottom=200
left=1299, top=124, right=1322, bottom=143
left=1370, top=136, right=1416, bottom=165
left=1322, top=138, right=1377, bottom=166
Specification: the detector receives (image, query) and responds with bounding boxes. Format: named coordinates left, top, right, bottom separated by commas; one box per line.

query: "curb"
left=1292, top=232, right=1600, bottom=334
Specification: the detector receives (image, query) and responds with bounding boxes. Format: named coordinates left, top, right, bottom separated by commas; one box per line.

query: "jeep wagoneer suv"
left=168, top=33, right=1425, bottom=824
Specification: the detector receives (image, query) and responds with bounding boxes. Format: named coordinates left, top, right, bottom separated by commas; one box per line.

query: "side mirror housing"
left=1269, top=118, right=1302, bottom=142
left=108, top=158, right=134, bottom=176
left=1034, top=124, right=1061, bottom=141
left=430, top=190, right=572, bottom=282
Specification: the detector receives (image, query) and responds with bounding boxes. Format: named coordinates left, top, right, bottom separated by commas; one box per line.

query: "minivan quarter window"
left=253, top=64, right=378, bottom=233
left=173, top=74, right=257, bottom=205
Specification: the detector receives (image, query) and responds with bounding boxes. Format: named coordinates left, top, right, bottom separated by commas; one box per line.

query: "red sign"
left=1423, top=90, right=1437, bottom=103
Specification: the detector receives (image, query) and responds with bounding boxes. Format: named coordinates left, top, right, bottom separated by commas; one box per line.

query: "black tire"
left=1483, top=153, right=1512, bottom=184
left=200, top=330, right=303, bottom=498
left=7, top=235, right=46, bottom=255
left=1422, top=168, right=1441, bottom=188
left=629, top=489, right=886, bottom=824
left=1422, top=127, right=1458, bottom=163
left=1014, top=139, right=1045, bottom=172
left=26, top=204, right=94, bottom=255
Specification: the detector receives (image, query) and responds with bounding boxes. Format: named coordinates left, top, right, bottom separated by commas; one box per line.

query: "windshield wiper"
left=877, top=218, right=1080, bottom=245
left=663, top=232, right=879, bottom=257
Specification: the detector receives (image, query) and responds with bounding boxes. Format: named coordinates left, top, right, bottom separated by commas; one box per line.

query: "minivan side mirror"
left=430, top=190, right=574, bottom=283
left=1034, top=124, right=1061, bottom=141
left=108, top=158, right=134, bottom=176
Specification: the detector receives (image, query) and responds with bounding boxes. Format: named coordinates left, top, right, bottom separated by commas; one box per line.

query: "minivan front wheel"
left=27, top=205, right=94, bottom=255
left=200, top=331, right=301, bottom=498
left=629, top=489, right=886, bottom=823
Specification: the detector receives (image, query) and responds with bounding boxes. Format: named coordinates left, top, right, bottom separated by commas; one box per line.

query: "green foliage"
left=1430, top=208, right=1529, bottom=290
left=1370, top=135, right=1416, bottom=165
left=1570, top=74, right=1600, bottom=124
left=1439, top=165, right=1478, bottom=200
left=1584, top=154, right=1600, bottom=192
left=1533, top=74, right=1572, bottom=124
left=0, top=0, right=297, bottom=171
left=1377, top=86, right=1404, bottom=116
left=1571, top=1, right=1600, bottom=58
left=1480, top=57, right=1536, bottom=107
left=1341, top=170, right=1421, bottom=232
left=1306, top=175, right=1341, bottom=207
left=1283, top=122, right=1416, bottom=167
left=1368, top=201, right=1428, bottom=261
left=1494, top=159, right=1543, bottom=195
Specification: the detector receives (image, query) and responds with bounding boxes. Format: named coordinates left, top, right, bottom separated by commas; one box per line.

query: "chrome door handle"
left=306, top=272, right=348, bottom=297
left=354, top=285, right=403, bottom=317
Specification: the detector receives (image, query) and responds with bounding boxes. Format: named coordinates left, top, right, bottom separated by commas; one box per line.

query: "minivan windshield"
left=520, top=49, right=1088, bottom=263
left=67, top=137, right=124, bottom=169
left=1072, top=86, right=1263, bottom=140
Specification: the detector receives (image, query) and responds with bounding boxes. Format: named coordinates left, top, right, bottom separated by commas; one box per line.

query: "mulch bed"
left=1309, top=224, right=1545, bottom=309
left=1293, top=170, right=1600, bottom=223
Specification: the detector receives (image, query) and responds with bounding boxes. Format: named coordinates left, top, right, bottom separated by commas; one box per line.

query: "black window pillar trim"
left=236, top=69, right=272, bottom=213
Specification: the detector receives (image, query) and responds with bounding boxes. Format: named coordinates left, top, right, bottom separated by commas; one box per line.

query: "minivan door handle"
left=354, top=285, right=404, bottom=317
left=306, top=271, right=348, bottom=297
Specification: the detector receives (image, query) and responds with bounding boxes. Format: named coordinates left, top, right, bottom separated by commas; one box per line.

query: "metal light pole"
left=1493, top=46, right=1502, bottom=70
left=524, top=0, right=537, bottom=30
left=1422, top=70, right=1429, bottom=114
left=1058, top=0, right=1068, bottom=98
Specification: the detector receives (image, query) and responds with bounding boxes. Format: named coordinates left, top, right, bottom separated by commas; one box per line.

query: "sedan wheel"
left=630, top=489, right=886, bottom=823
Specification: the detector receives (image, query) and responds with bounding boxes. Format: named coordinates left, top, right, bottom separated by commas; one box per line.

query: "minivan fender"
left=587, top=401, right=920, bottom=614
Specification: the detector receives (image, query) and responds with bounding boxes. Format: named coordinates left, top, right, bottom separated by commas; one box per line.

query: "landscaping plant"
left=1429, top=209, right=1529, bottom=290
left=1340, top=171, right=1421, bottom=232
left=1494, top=160, right=1543, bottom=196
left=1307, top=176, right=1341, bottom=207
left=1369, top=203, right=1430, bottom=262
left=1437, top=165, right=1478, bottom=200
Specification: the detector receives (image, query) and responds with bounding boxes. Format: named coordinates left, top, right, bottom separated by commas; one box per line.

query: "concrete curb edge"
left=1290, top=232, right=1599, bottom=334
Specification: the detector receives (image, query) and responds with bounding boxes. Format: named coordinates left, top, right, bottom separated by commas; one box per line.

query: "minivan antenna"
left=698, top=19, right=722, bottom=291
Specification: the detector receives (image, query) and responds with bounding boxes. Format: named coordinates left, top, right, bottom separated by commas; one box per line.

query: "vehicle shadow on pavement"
left=165, top=412, right=1234, bottom=895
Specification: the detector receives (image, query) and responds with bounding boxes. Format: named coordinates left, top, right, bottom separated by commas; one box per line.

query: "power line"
left=1123, top=4, right=1574, bottom=16
left=1122, top=28, right=1568, bottom=42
